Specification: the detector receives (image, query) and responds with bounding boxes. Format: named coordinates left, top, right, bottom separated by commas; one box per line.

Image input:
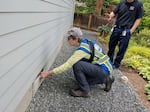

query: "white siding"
left=0, top=0, right=75, bottom=112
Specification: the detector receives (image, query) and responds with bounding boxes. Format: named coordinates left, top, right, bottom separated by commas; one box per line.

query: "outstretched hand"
left=105, top=12, right=115, bottom=21
left=105, top=13, right=111, bottom=21
left=40, top=70, right=54, bottom=78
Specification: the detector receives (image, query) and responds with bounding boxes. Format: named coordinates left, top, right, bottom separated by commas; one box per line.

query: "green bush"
left=98, top=25, right=111, bottom=37
left=123, top=46, right=150, bottom=101
left=134, top=29, right=150, bottom=48
left=123, top=46, right=150, bottom=80
left=111, top=0, right=121, bottom=5
left=138, top=17, right=150, bottom=31
left=124, top=46, right=150, bottom=60
left=145, top=81, right=150, bottom=100
left=139, top=66, right=150, bottom=80
left=128, top=38, right=138, bottom=48
left=75, top=0, right=96, bottom=14
left=98, top=35, right=110, bottom=43
left=143, top=3, right=150, bottom=17
left=123, top=55, right=150, bottom=69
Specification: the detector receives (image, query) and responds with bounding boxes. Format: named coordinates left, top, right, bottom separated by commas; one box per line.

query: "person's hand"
left=105, top=13, right=112, bottom=21
left=130, top=29, right=134, bottom=35
left=105, top=12, right=115, bottom=21
left=40, top=70, right=54, bottom=78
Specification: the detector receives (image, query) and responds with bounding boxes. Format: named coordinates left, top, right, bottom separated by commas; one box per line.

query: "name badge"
left=122, top=30, right=126, bottom=36
left=129, top=6, right=135, bottom=10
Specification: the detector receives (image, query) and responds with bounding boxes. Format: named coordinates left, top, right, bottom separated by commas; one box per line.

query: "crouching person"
left=40, top=27, right=115, bottom=97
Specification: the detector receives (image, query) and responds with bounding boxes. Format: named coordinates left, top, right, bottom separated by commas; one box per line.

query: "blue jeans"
left=108, top=27, right=131, bottom=68
left=73, top=61, right=109, bottom=92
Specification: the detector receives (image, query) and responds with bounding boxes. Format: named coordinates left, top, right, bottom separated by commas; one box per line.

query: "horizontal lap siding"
left=0, top=0, right=74, bottom=112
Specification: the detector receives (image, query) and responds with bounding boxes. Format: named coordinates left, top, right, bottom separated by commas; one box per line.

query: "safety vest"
left=77, top=39, right=113, bottom=74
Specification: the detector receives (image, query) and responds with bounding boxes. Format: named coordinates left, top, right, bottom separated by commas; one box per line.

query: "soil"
left=100, top=41, right=150, bottom=110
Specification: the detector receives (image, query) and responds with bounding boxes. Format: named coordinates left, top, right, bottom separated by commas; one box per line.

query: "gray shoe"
left=69, top=89, right=90, bottom=98
left=104, top=75, right=115, bottom=92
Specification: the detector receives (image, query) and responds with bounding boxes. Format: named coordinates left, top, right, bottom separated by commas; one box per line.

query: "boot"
left=104, top=75, right=115, bottom=92
left=69, top=89, right=90, bottom=98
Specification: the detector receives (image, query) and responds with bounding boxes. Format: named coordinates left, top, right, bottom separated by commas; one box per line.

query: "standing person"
left=40, top=27, right=114, bottom=97
left=106, top=0, right=144, bottom=69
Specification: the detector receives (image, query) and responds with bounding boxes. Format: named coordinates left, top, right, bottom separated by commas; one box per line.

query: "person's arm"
left=130, top=1, right=143, bottom=34
left=130, top=18, right=141, bottom=34
left=53, top=50, right=89, bottom=74
left=40, top=50, right=90, bottom=78
left=105, top=2, right=120, bottom=21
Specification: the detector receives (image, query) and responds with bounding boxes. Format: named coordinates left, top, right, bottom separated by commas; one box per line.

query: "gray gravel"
left=26, top=30, right=148, bottom=112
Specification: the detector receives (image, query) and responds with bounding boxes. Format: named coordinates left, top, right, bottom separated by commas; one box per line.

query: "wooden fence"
left=73, top=13, right=115, bottom=32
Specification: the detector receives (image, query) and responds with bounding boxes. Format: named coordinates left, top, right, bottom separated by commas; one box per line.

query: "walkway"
left=26, top=30, right=148, bottom=112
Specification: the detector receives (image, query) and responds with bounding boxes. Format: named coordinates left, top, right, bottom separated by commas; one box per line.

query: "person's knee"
left=73, top=61, right=85, bottom=71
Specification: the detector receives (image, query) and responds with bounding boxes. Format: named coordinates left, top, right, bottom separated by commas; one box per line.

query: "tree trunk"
left=96, top=0, right=103, bottom=15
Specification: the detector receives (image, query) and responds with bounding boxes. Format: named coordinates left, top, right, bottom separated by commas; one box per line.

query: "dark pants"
left=73, top=61, right=109, bottom=92
left=108, top=27, right=131, bottom=68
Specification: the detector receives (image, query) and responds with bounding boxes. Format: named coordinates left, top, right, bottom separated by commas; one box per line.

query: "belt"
left=115, top=25, right=129, bottom=29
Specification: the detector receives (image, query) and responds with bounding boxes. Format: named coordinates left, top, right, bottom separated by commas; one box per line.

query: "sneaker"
left=104, top=75, right=115, bottom=92
left=69, top=89, right=90, bottom=98
left=113, top=65, right=119, bottom=69
left=113, top=64, right=120, bottom=69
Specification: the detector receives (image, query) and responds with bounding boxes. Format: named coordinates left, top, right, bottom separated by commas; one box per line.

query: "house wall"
left=0, top=0, right=75, bottom=112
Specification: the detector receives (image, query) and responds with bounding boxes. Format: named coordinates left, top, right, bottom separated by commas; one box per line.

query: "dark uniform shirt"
left=113, top=0, right=144, bottom=28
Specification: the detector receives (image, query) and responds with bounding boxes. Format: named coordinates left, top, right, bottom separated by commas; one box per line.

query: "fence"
left=74, top=13, right=115, bottom=32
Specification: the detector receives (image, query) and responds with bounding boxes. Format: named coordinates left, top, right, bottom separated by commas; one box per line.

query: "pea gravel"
left=26, top=30, right=148, bottom=112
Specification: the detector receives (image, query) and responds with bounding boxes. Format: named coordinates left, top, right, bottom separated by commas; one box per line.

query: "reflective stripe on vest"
left=95, top=55, right=109, bottom=64
left=77, top=39, right=113, bottom=74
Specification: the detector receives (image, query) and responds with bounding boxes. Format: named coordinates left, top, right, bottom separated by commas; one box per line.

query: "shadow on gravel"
left=26, top=30, right=148, bottom=112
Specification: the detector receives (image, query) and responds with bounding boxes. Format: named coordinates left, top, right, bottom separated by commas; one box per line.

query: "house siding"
left=0, top=0, right=75, bottom=112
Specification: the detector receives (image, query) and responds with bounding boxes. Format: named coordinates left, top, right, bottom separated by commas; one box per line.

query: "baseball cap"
left=66, top=27, right=83, bottom=38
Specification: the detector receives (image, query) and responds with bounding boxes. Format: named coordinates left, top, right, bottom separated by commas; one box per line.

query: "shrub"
left=123, top=46, right=150, bottom=100
left=98, top=25, right=111, bottom=37
left=123, top=46, right=150, bottom=79
left=139, top=66, right=150, bottom=80
left=98, top=35, right=110, bottom=43
left=145, top=81, right=150, bottom=100
left=128, top=38, right=138, bottom=48
left=134, top=29, right=150, bottom=48
left=143, top=3, right=150, bottom=17
left=122, top=55, right=150, bottom=69
left=138, top=17, right=150, bottom=31
left=124, top=46, right=150, bottom=60
left=111, top=0, right=121, bottom=5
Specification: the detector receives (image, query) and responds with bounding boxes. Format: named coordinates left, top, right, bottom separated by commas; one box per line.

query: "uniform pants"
left=108, top=27, right=131, bottom=68
left=73, top=61, right=109, bottom=92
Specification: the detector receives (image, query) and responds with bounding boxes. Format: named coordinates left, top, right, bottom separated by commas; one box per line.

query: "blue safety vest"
left=77, top=39, right=113, bottom=75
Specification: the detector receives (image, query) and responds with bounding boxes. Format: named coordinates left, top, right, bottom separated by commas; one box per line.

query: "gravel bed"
left=26, top=30, right=148, bottom=112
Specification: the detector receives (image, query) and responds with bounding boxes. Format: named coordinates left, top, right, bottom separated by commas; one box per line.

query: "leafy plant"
left=128, top=38, right=137, bottom=48
left=134, top=29, right=150, bottom=48
left=123, top=46, right=150, bottom=100
left=143, top=3, right=150, bottom=17
left=145, top=81, right=150, bottom=100
left=125, top=46, right=150, bottom=60
left=111, top=0, right=121, bottom=5
left=122, top=55, right=150, bottom=69
left=139, top=66, right=150, bottom=80
left=98, top=24, right=111, bottom=37
left=75, top=0, right=96, bottom=14
left=138, top=17, right=150, bottom=32
left=123, top=47, right=150, bottom=78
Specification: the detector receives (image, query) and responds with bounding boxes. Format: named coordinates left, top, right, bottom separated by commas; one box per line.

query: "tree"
left=96, top=0, right=103, bottom=15
left=75, top=0, right=96, bottom=14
